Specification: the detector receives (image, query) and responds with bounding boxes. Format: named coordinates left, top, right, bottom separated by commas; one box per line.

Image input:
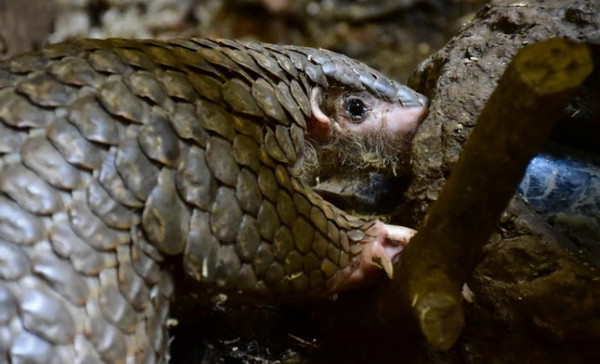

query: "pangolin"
left=0, top=38, right=428, bottom=363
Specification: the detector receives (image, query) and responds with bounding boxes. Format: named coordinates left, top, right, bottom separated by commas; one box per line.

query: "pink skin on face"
left=309, top=87, right=428, bottom=140
left=339, top=97, right=427, bottom=136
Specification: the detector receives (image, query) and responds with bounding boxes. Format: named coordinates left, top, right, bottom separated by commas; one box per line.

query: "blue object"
left=519, top=151, right=600, bottom=247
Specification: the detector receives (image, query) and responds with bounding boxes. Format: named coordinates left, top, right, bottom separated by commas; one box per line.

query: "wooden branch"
left=378, top=38, right=593, bottom=350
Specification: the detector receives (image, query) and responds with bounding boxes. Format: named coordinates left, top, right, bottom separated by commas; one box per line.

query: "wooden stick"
left=378, top=38, right=593, bottom=350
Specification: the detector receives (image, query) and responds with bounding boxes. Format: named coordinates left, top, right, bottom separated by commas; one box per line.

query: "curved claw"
left=327, top=220, right=416, bottom=293
left=377, top=223, right=416, bottom=278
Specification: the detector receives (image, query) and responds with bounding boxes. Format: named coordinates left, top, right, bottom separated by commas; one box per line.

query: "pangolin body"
left=0, top=38, right=427, bottom=363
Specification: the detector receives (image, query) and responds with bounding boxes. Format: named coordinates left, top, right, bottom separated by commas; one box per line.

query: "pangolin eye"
left=346, top=98, right=368, bottom=122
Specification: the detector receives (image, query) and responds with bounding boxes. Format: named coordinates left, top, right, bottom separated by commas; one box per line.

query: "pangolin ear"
left=308, top=87, right=332, bottom=141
